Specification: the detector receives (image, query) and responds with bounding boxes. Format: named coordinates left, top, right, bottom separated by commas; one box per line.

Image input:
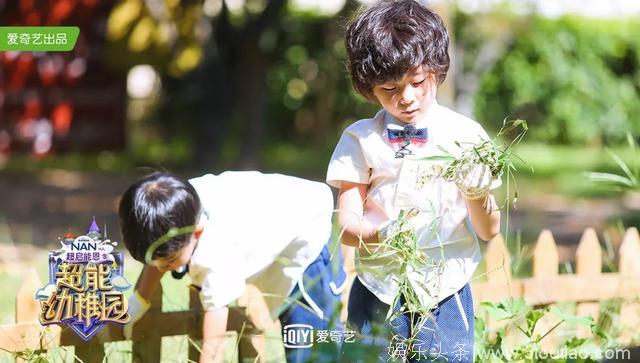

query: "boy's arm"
left=465, top=194, right=501, bottom=241
left=135, top=265, right=165, bottom=300
left=124, top=265, right=165, bottom=339
left=337, top=181, right=380, bottom=247
left=200, top=307, right=229, bottom=363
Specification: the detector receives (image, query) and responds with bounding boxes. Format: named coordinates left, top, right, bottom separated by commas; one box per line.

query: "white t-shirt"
left=188, top=171, right=333, bottom=314
left=326, top=102, right=500, bottom=307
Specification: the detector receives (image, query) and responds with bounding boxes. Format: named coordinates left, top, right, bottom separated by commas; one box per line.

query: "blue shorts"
left=278, top=243, right=347, bottom=363
left=347, top=277, right=475, bottom=362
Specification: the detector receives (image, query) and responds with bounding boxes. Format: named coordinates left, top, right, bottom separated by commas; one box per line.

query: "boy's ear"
left=194, top=225, right=204, bottom=240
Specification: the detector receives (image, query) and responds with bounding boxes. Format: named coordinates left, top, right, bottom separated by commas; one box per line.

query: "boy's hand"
left=455, top=163, right=492, bottom=200
left=124, top=290, right=151, bottom=340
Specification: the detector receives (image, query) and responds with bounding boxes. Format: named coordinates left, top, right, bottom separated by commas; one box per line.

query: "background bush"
left=474, top=16, right=640, bottom=145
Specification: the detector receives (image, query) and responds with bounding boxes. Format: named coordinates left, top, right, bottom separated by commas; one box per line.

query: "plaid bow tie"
left=387, top=124, right=428, bottom=144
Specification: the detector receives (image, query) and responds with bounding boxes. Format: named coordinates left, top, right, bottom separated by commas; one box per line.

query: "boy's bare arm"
left=200, top=307, right=229, bottom=363
left=337, top=181, right=380, bottom=247
left=465, top=194, right=501, bottom=241
left=135, top=265, right=165, bottom=300
left=123, top=265, right=165, bottom=339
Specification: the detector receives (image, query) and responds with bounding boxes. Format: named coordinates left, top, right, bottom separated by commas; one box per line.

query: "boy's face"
left=151, top=227, right=202, bottom=273
left=372, top=66, right=437, bottom=124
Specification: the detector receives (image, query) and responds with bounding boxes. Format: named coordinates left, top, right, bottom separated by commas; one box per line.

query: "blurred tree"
left=451, top=4, right=535, bottom=119
left=106, top=0, right=292, bottom=167
left=107, top=0, right=465, bottom=170
left=105, top=0, right=388, bottom=171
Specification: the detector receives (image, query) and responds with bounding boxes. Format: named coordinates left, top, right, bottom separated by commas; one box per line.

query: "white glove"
left=377, top=219, right=403, bottom=243
left=124, top=290, right=150, bottom=340
left=455, top=163, right=493, bottom=200
left=376, top=208, right=420, bottom=243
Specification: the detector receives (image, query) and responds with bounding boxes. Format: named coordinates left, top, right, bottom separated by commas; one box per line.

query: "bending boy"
left=118, top=171, right=346, bottom=362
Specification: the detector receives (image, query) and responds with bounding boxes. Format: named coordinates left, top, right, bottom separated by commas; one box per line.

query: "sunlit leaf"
left=128, top=16, right=156, bottom=52
left=107, top=0, right=143, bottom=41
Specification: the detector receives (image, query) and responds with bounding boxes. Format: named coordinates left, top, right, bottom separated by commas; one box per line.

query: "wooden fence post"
left=486, top=234, right=512, bottom=285
left=533, top=230, right=558, bottom=279
left=15, top=268, right=60, bottom=363
left=0, top=268, right=62, bottom=360
left=532, top=230, right=560, bottom=351
left=619, top=227, right=640, bottom=345
left=575, top=228, right=601, bottom=338
left=477, top=234, right=523, bottom=303
left=60, top=322, right=106, bottom=363
left=16, top=269, right=41, bottom=323
left=188, top=287, right=204, bottom=362
left=477, top=234, right=519, bottom=332
left=131, top=283, right=163, bottom=362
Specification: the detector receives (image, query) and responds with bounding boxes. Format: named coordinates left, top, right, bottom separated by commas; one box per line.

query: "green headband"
left=144, top=225, right=198, bottom=265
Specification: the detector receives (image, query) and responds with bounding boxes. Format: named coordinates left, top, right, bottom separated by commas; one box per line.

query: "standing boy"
left=119, top=171, right=346, bottom=362
left=327, top=1, right=501, bottom=361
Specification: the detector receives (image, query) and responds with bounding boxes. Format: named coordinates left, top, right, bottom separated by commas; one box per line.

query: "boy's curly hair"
left=345, top=0, right=450, bottom=100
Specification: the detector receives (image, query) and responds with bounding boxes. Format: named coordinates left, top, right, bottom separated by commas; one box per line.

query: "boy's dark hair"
left=118, top=172, right=201, bottom=263
left=345, top=0, right=450, bottom=100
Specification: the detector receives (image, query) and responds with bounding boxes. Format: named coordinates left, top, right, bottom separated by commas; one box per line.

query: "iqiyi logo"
left=283, top=324, right=314, bottom=348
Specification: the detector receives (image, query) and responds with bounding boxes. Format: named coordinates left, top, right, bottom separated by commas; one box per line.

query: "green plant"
left=360, top=208, right=442, bottom=345
left=587, top=133, right=639, bottom=192
left=425, top=119, right=529, bottom=208
left=474, top=297, right=616, bottom=362
left=0, top=327, right=82, bottom=363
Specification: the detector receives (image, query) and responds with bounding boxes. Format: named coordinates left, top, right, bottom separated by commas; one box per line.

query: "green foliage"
left=475, top=16, right=640, bottom=144
left=474, top=297, right=624, bottom=362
